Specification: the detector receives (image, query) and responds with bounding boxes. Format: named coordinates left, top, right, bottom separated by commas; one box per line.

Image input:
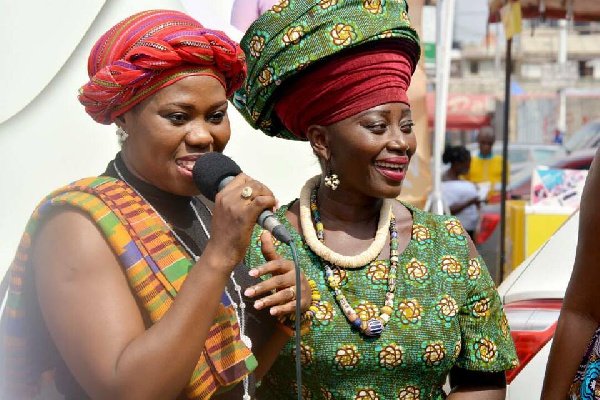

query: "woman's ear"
left=306, top=125, right=330, bottom=160
left=114, top=115, right=127, bottom=130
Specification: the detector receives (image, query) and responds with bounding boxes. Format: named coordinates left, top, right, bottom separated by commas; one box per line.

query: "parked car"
left=465, top=142, right=567, bottom=175
left=498, top=210, right=578, bottom=398
left=563, top=118, right=600, bottom=153
left=475, top=148, right=596, bottom=281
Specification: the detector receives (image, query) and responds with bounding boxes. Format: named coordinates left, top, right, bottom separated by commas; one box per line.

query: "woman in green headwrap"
left=236, top=1, right=518, bottom=399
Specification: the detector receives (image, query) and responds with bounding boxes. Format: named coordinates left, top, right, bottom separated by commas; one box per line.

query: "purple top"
left=230, top=0, right=280, bottom=32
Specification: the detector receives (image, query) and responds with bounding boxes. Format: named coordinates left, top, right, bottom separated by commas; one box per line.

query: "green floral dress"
left=245, top=201, right=518, bottom=399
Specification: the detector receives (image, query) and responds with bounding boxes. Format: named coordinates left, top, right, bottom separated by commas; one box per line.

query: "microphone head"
left=193, top=152, right=242, bottom=201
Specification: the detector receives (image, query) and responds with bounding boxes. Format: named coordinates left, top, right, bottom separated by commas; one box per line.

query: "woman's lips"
left=374, top=158, right=409, bottom=182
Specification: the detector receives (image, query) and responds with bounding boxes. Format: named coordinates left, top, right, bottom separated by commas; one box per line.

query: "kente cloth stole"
left=1, top=176, right=256, bottom=399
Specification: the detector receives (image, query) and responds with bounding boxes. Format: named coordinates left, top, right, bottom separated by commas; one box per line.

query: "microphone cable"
left=288, top=243, right=303, bottom=400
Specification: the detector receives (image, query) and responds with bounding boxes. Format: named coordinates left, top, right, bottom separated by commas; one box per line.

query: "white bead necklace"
left=114, top=163, right=251, bottom=399
left=299, top=175, right=393, bottom=269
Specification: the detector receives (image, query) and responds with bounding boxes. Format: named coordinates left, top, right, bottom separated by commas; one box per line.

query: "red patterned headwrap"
left=274, top=44, right=414, bottom=140
left=78, top=10, right=246, bottom=125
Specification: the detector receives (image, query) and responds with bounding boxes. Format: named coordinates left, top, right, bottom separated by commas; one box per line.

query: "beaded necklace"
left=309, top=187, right=399, bottom=337
left=299, top=175, right=393, bottom=268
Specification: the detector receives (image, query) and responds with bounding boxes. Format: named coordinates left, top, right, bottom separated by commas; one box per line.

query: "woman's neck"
left=316, top=187, right=384, bottom=226
left=444, top=168, right=460, bottom=181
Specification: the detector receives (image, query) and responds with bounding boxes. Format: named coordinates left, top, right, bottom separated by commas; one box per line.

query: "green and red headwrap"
left=233, top=0, right=421, bottom=141
left=78, top=9, right=247, bottom=125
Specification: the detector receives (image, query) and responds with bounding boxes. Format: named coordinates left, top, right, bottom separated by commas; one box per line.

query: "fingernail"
left=244, top=288, right=255, bottom=297
left=254, top=300, right=263, bottom=309
left=249, top=269, right=258, bottom=277
left=270, top=308, right=278, bottom=315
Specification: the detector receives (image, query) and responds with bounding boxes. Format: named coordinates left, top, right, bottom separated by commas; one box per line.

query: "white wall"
left=0, top=0, right=318, bottom=279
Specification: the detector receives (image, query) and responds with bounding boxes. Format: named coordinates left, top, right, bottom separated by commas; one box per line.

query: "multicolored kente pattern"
left=245, top=201, right=518, bottom=399
left=1, top=176, right=255, bottom=399
left=233, top=0, right=420, bottom=140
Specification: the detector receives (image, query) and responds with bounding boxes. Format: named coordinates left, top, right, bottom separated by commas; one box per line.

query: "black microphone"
left=193, top=152, right=293, bottom=244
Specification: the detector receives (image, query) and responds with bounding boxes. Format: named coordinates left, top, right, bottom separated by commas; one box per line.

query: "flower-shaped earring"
left=324, top=166, right=340, bottom=191
left=116, top=126, right=129, bottom=146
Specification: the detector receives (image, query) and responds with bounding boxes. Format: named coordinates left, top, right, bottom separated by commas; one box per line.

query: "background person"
left=0, top=10, right=308, bottom=400
left=441, top=145, right=481, bottom=238
left=230, top=0, right=280, bottom=32
left=541, top=147, right=600, bottom=399
left=463, top=126, right=508, bottom=201
left=235, top=1, right=518, bottom=398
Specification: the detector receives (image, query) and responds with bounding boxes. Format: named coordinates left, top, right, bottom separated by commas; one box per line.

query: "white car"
left=497, top=210, right=579, bottom=399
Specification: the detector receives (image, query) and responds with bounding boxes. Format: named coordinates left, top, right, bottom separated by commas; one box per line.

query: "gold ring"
left=241, top=186, right=253, bottom=199
left=289, top=286, right=296, bottom=301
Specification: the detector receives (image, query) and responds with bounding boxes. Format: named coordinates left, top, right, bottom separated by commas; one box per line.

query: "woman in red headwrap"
left=0, top=9, right=309, bottom=400
left=237, top=1, right=518, bottom=399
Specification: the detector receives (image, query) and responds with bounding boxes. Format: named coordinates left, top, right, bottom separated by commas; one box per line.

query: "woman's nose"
left=186, top=124, right=214, bottom=147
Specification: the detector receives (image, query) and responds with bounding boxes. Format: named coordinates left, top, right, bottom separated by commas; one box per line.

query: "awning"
left=488, top=0, right=600, bottom=23
left=426, top=92, right=494, bottom=130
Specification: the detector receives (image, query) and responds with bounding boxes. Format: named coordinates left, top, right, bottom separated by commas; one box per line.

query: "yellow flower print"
left=378, top=344, right=404, bottom=369
left=363, top=0, right=383, bottom=14
left=440, top=256, right=462, bottom=278
left=467, top=258, right=482, bottom=280
left=454, top=341, right=462, bottom=358
left=330, top=23, right=357, bottom=46
left=400, top=10, right=412, bottom=25
left=355, top=388, right=380, bottom=400
left=282, top=25, right=305, bottom=46
left=412, top=225, right=431, bottom=243
left=356, top=301, right=379, bottom=321
left=271, top=0, right=290, bottom=13
left=318, top=0, right=338, bottom=9
left=251, top=110, right=261, bottom=122
left=445, top=219, right=464, bottom=237
left=472, top=297, right=490, bottom=318
left=331, top=266, right=347, bottom=286
left=321, top=388, right=335, bottom=400
left=378, top=30, right=393, bottom=39
left=422, top=341, right=446, bottom=366
left=367, top=261, right=389, bottom=282
left=295, top=342, right=315, bottom=366
left=473, top=337, right=498, bottom=363
left=291, top=382, right=311, bottom=400
left=334, top=344, right=360, bottom=370
left=397, top=386, right=421, bottom=400
left=436, top=295, right=458, bottom=323
left=501, top=314, right=510, bottom=338
left=315, top=301, right=334, bottom=324
left=248, top=35, right=265, bottom=57
left=405, top=258, right=429, bottom=283
left=296, top=61, right=311, bottom=71
left=397, top=299, right=422, bottom=325
left=258, top=66, right=275, bottom=87
left=259, top=119, right=272, bottom=130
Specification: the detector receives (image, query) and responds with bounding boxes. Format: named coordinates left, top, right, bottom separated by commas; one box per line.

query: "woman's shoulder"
left=397, top=200, right=469, bottom=240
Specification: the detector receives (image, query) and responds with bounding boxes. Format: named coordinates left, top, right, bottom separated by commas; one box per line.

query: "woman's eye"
left=166, top=113, right=188, bottom=124
left=364, top=122, right=387, bottom=132
left=208, top=110, right=226, bottom=123
left=400, top=122, right=415, bottom=133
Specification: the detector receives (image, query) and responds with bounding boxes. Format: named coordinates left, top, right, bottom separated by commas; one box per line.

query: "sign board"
left=422, top=5, right=436, bottom=68
left=531, top=167, right=588, bottom=208
left=540, top=61, right=579, bottom=88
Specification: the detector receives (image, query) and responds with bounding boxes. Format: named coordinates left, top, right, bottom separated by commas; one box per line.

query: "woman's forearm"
left=541, top=309, right=599, bottom=399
